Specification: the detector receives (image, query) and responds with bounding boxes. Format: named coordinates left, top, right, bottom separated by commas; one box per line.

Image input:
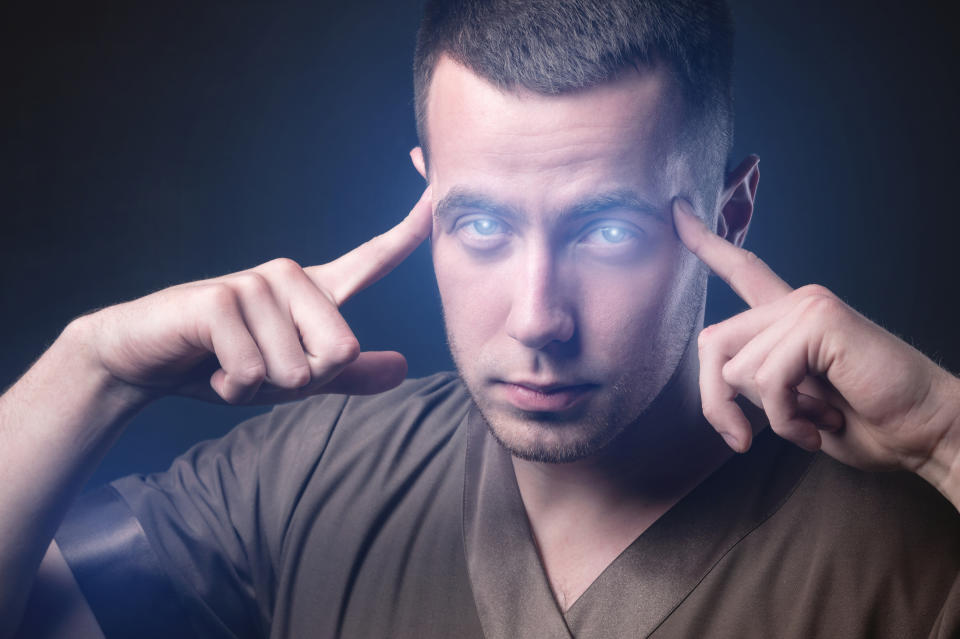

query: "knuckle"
left=201, top=282, right=239, bottom=313
left=720, top=359, right=740, bottom=385
left=753, top=363, right=777, bottom=390
left=328, top=336, right=361, bottom=366
left=799, top=291, right=844, bottom=320
left=697, top=325, right=715, bottom=351
left=280, top=364, right=311, bottom=389
left=232, top=271, right=271, bottom=297
left=795, top=283, right=834, bottom=299
left=263, top=257, right=303, bottom=277
left=232, top=360, right=267, bottom=386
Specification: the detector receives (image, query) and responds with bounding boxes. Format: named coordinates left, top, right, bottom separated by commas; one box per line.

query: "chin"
left=458, top=350, right=683, bottom=463
left=474, top=398, right=640, bottom=464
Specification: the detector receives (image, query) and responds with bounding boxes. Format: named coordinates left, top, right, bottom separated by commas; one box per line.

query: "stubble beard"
left=444, top=268, right=708, bottom=465
left=447, top=326, right=690, bottom=464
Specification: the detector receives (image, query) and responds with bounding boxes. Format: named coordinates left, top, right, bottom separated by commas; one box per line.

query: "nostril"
left=506, top=306, right=575, bottom=350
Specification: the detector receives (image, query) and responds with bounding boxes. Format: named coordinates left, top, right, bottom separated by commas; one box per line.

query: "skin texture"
left=421, top=56, right=713, bottom=463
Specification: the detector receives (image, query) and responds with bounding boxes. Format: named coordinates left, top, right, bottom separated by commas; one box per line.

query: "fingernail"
left=720, top=431, right=741, bottom=452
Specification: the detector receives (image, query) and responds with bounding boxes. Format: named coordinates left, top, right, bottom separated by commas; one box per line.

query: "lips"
left=497, top=380, right=597, bottom=412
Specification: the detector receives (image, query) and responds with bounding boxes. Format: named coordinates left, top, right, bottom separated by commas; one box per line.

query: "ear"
left=410, top=146, right=427, bottom=179
left=718, top=154, right=760, bottom=248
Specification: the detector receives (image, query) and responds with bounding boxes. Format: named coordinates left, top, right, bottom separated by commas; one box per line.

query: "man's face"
left=423, top=56, right=708, bottom=463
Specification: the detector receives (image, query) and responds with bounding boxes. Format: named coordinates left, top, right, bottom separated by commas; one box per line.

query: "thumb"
left=316, top=351, right=408, bottom=395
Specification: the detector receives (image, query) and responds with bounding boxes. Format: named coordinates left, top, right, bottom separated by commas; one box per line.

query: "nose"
left=505, top=247, right=575, bottom=350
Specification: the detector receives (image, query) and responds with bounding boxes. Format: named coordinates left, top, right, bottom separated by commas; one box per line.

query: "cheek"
left=578, top=244, right=691, bottom=352
left=432, top=241, right=511, bottom=350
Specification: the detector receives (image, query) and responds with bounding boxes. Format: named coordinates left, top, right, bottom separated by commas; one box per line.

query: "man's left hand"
left=673, top=198, right=960, bottom=510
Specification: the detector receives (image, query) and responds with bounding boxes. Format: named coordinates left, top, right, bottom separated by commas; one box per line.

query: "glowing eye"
left=578, top=222, right=647, bottom=257
left=599, top=226, right=629, bottom=243
left=455, top=215, right=510, bottom=252
left=584, top=224, right=635, bottom=245
left=471, top=218, right=500, bottom=235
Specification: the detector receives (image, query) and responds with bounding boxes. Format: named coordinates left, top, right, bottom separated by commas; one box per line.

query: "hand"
left=672, top=198, right=960, bottom=504
left=79, top=187, right=433, bottom=406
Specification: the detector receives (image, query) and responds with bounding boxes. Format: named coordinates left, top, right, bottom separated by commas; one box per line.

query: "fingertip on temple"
left=672, top=197, right=708, bottom=252
left=407, top=185, right=434, bottom=231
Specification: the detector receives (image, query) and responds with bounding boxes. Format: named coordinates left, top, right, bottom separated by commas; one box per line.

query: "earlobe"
left=718, top=154, right=760, bottom=248
left=410, top=147, right=427, bottom=180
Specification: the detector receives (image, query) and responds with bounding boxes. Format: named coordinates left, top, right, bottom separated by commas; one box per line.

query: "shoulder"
left=674, top=437, right=960, bottom=637
left=752, top=449, right=960, bottom=634
left=149, top=372, right=467, bottom=485
left=786, top=452, right=960, bottom=558
left=135, top=372, right=471, bottom=520
left=253, top=371, right=472, bottom=494
left=792, top=452, right=960, bottom=536
left=738, top=443, right=960, bottom=576
left=263, top=370, right=470, bottom=448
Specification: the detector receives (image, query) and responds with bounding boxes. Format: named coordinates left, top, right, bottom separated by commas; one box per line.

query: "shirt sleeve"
left=55, top=393, right=350, bottom=639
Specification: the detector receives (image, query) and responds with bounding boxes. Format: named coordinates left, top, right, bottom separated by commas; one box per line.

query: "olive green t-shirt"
left=57, top=373, right=960, bottom=638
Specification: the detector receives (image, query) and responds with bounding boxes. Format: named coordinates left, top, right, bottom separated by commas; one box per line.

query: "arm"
left=0, top=187, right=432, bottom=636
left=0, top=320, right=143, bottom=636
left=673, top=198, right=960, bottom=510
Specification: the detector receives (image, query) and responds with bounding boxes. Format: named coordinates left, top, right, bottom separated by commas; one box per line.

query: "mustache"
left=473, top=351, right=602, bottom=384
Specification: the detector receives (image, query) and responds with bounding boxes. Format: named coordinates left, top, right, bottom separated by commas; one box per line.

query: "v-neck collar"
left=461, top=406, right=815, bottom=638
left=462, top=406, right=574, bottom=638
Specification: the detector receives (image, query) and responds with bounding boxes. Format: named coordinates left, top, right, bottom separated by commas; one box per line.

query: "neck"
left=512, top=338, right=732, bottom=522
left=507, top=327, right=737, bottom=612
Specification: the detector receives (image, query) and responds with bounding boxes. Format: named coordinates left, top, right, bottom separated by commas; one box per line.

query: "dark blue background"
left=2, top=0, right=958, bottom=489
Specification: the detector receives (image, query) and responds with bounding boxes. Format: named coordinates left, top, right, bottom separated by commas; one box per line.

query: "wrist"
left=915, top=371, right=960, bottom=511
left=55, top=314, right=155, bottom=418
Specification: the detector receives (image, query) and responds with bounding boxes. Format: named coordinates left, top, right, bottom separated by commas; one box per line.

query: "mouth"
left=495, top=379, right=598, bottom=413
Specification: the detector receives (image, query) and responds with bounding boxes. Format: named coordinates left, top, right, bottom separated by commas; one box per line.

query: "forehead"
left=423, top=55, right=687, bottom=209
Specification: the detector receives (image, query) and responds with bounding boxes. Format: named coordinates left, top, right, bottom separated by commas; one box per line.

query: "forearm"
left=0, top=317, right=148, bottom=631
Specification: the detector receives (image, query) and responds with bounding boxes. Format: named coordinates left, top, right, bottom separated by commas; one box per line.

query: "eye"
left=581, top=222, right=640, bottom=246
left=454, top=215, right=510, bottom=251
left=470, top=218, right=501, bottom=236
left=597, top=226, right=630, bottom=243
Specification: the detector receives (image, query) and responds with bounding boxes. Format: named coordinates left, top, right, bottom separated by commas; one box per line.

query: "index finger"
left=672, top=197, right=791, bottom=308
left=307, top=186, right=433, bottom=305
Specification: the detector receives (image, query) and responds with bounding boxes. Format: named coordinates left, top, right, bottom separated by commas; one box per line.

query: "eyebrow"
left=433, top=186, right=666, bottom=226
left=564, top=190, right=666, bottom=224
left=433, top=187, right=519, bottom=224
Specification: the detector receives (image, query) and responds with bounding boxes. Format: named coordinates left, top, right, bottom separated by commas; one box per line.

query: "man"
left=3, top=1, right=959, bottom=637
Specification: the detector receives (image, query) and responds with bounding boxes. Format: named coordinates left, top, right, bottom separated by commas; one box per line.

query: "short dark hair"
left=413, top=0, right=735, bottom=213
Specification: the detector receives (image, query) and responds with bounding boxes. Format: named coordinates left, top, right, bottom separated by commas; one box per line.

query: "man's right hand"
left=0, top=187, right=433, bottom=638
left=79, top=186, right=433, bottom=407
